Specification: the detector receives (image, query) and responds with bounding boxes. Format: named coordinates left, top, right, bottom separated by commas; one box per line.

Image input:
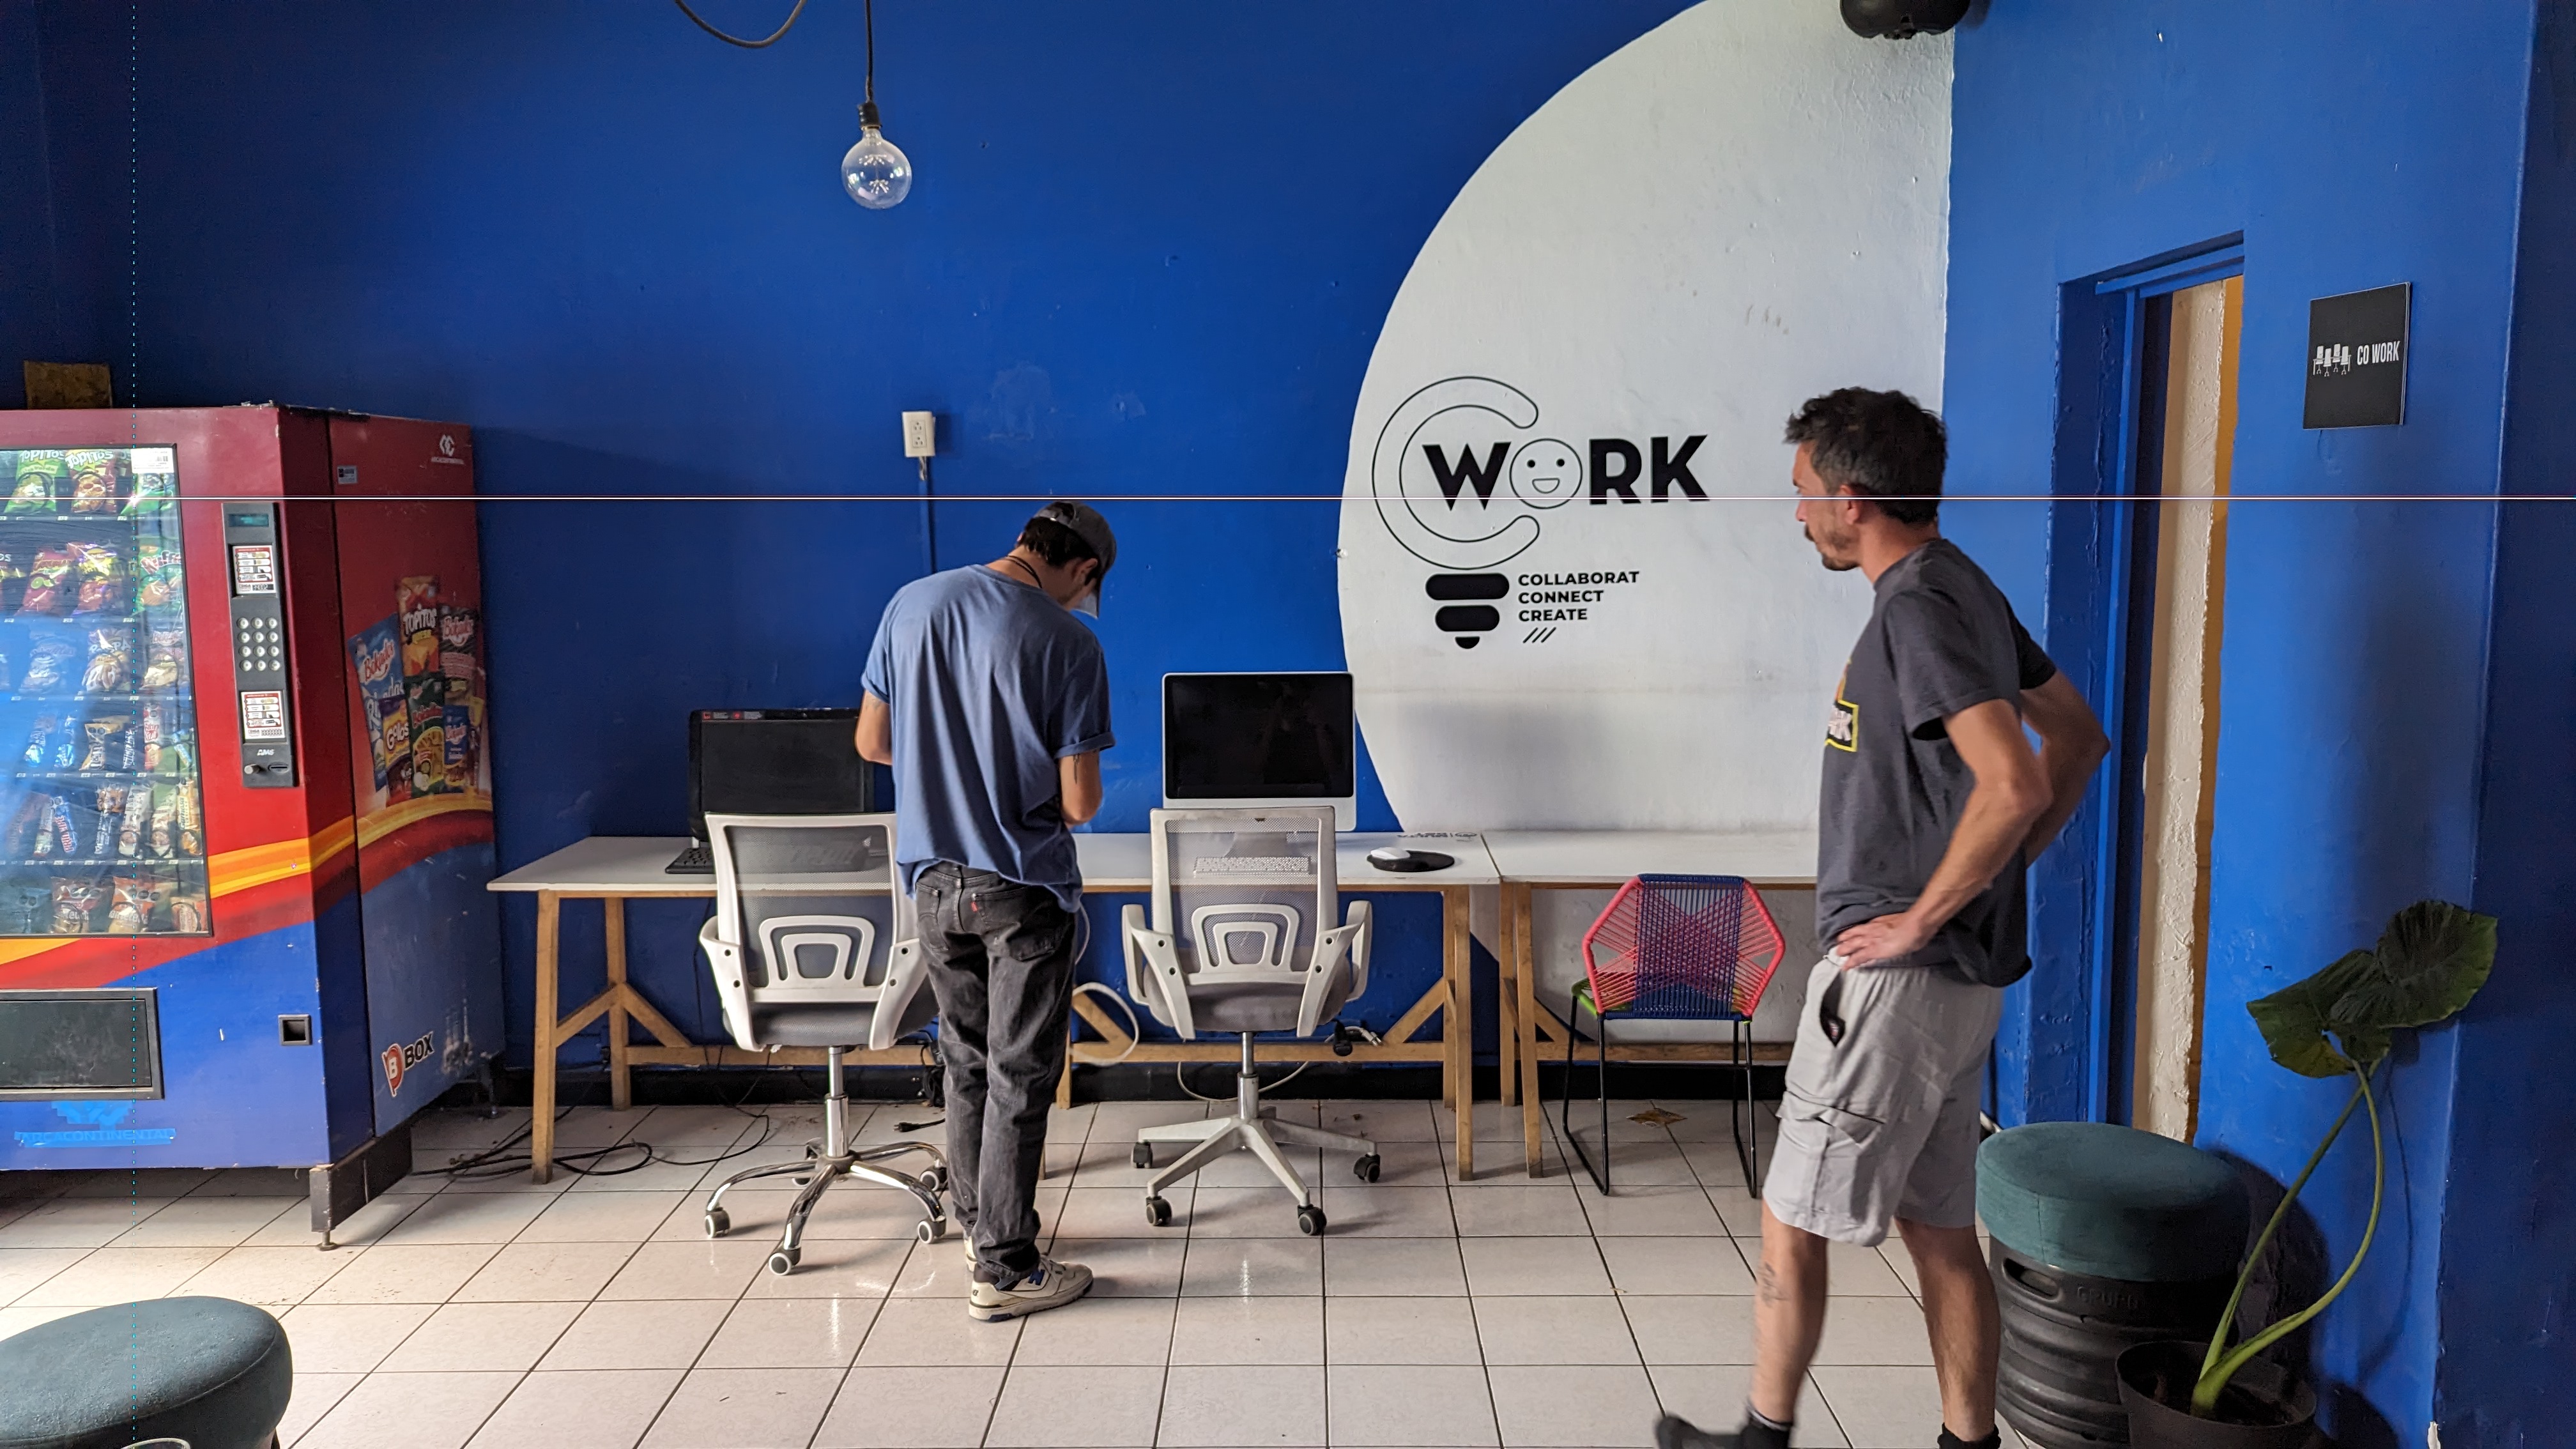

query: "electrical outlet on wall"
left=901, top=411, right=936, bottom=459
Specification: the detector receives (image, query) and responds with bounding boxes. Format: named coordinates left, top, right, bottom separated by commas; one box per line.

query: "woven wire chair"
left=1559, top=874, right=1786, bottom=1193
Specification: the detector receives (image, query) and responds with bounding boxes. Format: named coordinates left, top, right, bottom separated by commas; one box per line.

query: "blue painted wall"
left=1946, top=3, right=2545, bottom=1443
left=12, top=1, right=1694, bottom=1069
left=2439, top=8, right=2576, bottom=1443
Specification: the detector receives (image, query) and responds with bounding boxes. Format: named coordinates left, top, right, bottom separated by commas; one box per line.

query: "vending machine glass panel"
left=0, top=446, right=209, bottom=935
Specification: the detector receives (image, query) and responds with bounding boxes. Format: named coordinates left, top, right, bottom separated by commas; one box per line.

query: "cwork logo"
left=1368, top=377, right=1705, bottom=647
left=381, top=1032, right=436, bottom=1096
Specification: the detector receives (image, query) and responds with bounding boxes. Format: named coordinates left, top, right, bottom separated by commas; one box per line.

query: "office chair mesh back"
left=718, top=818, right=908, bottom=1007
left=1580, top=873, right=1785, bottom=1021
left=1159, top=818, right=1331, bottom=978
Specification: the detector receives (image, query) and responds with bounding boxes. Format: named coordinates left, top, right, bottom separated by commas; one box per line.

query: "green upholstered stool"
left=0, top=1297, right=291, bottom=1449
left=1978, top=1121, right=2247, bottom=1282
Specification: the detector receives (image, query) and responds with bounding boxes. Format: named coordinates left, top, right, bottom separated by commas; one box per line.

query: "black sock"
left=1740, top=1406, right=1791, bottom=1449
left=1937, top=1430, right=2000, bottom=1449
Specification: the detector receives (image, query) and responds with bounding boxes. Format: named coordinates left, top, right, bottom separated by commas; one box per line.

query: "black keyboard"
left=665, top=843, right=713, bottom=875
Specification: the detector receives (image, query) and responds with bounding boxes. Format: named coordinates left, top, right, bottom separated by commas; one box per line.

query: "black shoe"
left=1654, top=1416, right=1748, bottom=1449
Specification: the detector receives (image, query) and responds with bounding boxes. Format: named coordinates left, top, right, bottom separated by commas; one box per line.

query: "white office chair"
left=1121, top=807, right=1378, bottom=1235
left=696, top=812, right=947, bottom=1275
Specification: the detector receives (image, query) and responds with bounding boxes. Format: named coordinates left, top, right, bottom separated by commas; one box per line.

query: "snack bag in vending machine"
left=346, top=618, right=406, bottom=798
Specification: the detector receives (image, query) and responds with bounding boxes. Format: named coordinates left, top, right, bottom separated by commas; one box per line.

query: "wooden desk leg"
left=604, top=896, right=632, bottom=1113
left=532, top=891, right=561, bottom=1184
left=1443, top=885, right=1471, bottom=1180
left=1515, top=884, right=1544, bottom=1176
left=1496, top=891, right=1519, bottom=1110
left=1057, top=1023, right=1075, bottom=1109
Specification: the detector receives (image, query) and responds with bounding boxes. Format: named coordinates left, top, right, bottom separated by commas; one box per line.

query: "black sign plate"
left=2304, top=283, right=2409, bottom=429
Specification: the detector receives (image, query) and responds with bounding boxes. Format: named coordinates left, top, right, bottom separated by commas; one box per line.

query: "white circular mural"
left=1339, top=0, right=1953, bottom=832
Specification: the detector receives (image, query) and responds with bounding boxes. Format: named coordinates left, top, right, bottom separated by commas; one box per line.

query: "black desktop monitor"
left=1162, top=671, right=1356, bottom=829
left=687, top=708, right=878, bottom=843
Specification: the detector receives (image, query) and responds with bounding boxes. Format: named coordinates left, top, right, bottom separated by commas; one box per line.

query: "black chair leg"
left=1731, top=1018, right=1760, bottom=1195
left=1560, top=988, right=1612, bottom=1193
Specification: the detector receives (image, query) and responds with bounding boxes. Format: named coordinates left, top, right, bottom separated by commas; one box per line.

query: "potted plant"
left=2118, top=899, right=2496, bottom=1449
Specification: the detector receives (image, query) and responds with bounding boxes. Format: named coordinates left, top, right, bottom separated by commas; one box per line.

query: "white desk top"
left=1480, top=828, right=1817, bottom=887
left=490, top=832, right=1499, bottom=896
left=1076, top=831, right=1497, bottom=891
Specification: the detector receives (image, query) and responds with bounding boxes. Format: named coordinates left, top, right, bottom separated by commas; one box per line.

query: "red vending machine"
left=0, top=407, right=502, bottom=1227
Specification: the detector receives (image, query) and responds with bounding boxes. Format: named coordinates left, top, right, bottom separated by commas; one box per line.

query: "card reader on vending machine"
left=227, top=505, right=295, bottom=788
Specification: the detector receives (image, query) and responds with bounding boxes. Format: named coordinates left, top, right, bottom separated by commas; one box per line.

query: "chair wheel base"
left=1145, top=1195, right=1174, bottom=1227
left=1297, top=1204, right=1328, bottom=1236
left=1353, top=1154, right=1381, bottom=1183
left=767, top=1247, right=800, bottom=1276
left=703, top=1208, right=730, bottom=1239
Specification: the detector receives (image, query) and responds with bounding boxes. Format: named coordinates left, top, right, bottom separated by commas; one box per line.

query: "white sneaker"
left=966, top=1255, right=1094, bottom=1321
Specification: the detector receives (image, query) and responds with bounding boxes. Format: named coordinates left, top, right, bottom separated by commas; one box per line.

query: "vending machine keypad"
left=226, top=507, right=295, bottom=788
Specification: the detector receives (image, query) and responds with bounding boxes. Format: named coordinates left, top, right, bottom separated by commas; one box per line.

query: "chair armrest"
left=1343, top=898, right=1372, bottom=999
left=1125, top=906, right=1196, bottom=1040
left=870, top=939, right=928, bottom=1052
left=1300, top=921, right=1362, bottom=1038
left=698, top=916, right=758, bottom=1053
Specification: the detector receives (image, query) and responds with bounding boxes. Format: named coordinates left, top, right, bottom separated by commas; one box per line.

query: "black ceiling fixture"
left=673, top=0, right=808, bottom=49
left=1840, top=0, right=1970, bottom=38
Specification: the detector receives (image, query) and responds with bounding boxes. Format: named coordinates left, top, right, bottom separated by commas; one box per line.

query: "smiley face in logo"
left=1508, top=438, right=1582, bottom=509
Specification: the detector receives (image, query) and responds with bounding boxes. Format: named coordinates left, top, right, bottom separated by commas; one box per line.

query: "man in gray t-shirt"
left=1659, top=392, right=2106, bottom=1449
left=859, top=500, right=1119, bottom=1323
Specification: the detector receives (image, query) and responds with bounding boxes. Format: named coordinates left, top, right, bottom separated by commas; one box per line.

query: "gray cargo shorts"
left=1761, top=956, right=2004, bottom=1246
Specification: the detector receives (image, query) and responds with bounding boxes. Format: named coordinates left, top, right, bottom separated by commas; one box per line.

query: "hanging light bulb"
left=840, top=0, right=910, bottom=209
left=843, top=100, right=912, bottom=209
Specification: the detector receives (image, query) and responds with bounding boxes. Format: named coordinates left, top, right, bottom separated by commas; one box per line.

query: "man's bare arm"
left=1832, top=697, right=2050, bottom=968
left=1058, top=751, right=1103, bottom=826
left=855, top=694, right=893, bottom=766
left=2016, top=671, right=2110, bottom=860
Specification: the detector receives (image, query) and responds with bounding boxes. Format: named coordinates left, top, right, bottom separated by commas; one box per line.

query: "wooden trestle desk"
left=489, top=832, right=1496, bottom=1181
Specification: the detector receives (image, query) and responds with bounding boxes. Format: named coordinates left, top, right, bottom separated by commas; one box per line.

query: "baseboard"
left=458, top=1059, right=1783, bottom=1110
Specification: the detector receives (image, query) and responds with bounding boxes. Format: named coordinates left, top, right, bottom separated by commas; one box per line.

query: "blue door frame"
left=2018, top=235, right=2243, bottom=1126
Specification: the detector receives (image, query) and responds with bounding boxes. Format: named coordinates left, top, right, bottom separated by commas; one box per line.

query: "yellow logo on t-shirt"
left=1825, top=665, right=1857, bottom=753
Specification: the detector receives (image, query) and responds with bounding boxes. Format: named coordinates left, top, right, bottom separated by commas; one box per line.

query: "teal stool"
left=0, top=1297, right=292, bottom=1449
left=1978, top=1123, right=2247, bottom=1449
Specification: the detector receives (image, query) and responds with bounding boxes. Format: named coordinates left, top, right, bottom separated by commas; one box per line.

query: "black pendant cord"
left=864, top=0, right=878, bottom=108
left=673, top=0, right=808, bottom=49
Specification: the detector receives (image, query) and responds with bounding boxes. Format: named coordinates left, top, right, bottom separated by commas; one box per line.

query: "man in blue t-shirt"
left=859, top=500, right=1117, bottom=1322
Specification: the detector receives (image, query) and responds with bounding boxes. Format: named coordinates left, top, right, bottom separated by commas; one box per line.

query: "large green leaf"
left=2246, top=901, right=2497, bottom=1079
left=2249, top=951, right=2376, bottom=1078
left=2333, top=900, right=2497, bottom=1034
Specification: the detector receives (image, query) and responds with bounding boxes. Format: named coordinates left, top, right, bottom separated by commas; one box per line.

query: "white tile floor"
left=0, top=1097, right=2028, bottom=1449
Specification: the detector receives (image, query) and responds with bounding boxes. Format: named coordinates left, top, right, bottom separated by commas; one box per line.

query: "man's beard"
left=1804, top=523, right=1860, bottom=572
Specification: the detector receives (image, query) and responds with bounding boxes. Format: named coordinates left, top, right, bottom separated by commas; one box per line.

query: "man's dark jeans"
left=915, top=861, right=1080, bottom=1286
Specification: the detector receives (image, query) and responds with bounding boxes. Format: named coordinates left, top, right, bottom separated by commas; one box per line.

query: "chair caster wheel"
left=703, top=1208, right=730, bottom=1238
left=1353, top=1154, right=1381, bottom=1184
left=920, top=1166, right=947, bottom=1195
left=1131, top=1142, right=1154, bottom=1169
left=917, top=1216, right=947, bottom=1244
left=1297, top=1205, right=1328, bottom=1236
left=804, top=1143, right=821, bottom=1160
left=767, top=1247, right=800, bottom=1276
left=1145, top=1196, right=1174, bottom=1228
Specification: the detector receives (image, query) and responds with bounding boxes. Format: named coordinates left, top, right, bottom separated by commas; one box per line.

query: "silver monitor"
left=1161, top=671, right=1358, bottom=831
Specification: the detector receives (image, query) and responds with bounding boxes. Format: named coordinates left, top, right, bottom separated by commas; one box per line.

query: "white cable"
left=1069, top=983, right=1141, bottom=1066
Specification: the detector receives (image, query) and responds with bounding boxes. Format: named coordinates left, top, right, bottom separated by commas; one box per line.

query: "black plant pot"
left=2117, top=1341, right=2323, bottom=1449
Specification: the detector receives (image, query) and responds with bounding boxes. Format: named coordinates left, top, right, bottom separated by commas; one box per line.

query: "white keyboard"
left=1192, top=855, right=1313, bottom=875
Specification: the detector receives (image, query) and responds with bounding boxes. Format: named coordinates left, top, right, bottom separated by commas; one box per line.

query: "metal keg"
left=1991, top=1240, right=2235, bottom=1448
